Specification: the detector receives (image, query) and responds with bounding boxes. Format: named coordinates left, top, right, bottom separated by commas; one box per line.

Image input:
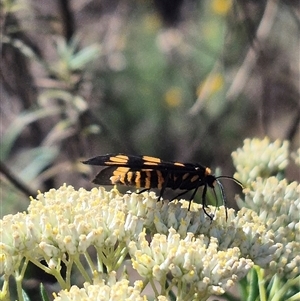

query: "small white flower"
left=53, top=272, right=148, bottom=301
left=232, top=137, right=289, bottom=185
left=236, top=177, right=300, bottom=277
left=129, top=227, right=254, bottom=298
left=0, top=213, right=40, bottom=276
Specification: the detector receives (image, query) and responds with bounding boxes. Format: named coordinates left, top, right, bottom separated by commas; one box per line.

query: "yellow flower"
left=212, top=0, right=232, bottom=15
left=164, top=87, right=183, bottom=108
left=196, top=73, right=224, bottom=99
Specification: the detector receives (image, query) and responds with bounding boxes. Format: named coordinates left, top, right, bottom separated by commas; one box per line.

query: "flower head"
left=236, top=177, right=300, bottom=278
left=53, top=272, right=147, bottom=301
left=0, top=180, right=288, bottom=299
left=149, top=200, right=279, bottom=269
left=0, top=212, right=37, bottom=276
left=129, top=228, right=253, bottom=299
left=236, top=177, right=299, bottom=230
left=26, top=185, right=157, bottom=270
left=231, top=137, right=289, bottom=185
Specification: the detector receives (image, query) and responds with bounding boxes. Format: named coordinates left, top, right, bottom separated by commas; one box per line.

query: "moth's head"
left=206, top=174, right=217, bottom=188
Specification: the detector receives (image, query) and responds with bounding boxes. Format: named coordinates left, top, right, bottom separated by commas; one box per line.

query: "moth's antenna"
left=215, top=179, right=228, bottom=220
left=214, top=176, right=244, bottom=220
left=211, top=186, right=219, bottom=220
left=216, top=176, right=244, bottom=189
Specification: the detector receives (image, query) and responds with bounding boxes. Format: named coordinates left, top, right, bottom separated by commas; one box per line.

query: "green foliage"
left=40, top=283, right=50, bottom=301
left=1, top=108, right=61, bottom=161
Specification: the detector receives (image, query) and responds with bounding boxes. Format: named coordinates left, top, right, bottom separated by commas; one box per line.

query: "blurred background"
left=1, top=0, right=299, bottom=216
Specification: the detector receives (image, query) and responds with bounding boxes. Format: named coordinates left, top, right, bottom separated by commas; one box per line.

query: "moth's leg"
left=157, top=172, right=169, bottom=202
left=170, top=190, right=189, bottom=201
left=188, top=185, right=201, bottom=210
left=170, top=186, right=199, bottom=210
left=136, top=188, right=150, bottom=194
left=201, top=184, right=213, bottom=220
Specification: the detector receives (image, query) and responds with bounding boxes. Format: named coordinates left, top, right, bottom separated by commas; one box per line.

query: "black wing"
left=82, top=153, right=206, bottom=173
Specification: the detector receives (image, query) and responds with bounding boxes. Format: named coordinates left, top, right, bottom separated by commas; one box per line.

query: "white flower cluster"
left=237, top=177, right=299, bottom=229
left=53, top=272, right=148, bottom=301
left=151, top=201, right=279, bottom=268
left=152, top=199, right=212, bottom=236
left=231, top=137, right=299, bottom=281
left=236, top=177, right=300, bottom=278
left=0, top=185, right=155, bottom=278
left=129, top=228, right=253, bottom=299
left=231, top=137, right=289, bottom=185
left=0, top=184, right=281, bottom=300
left=0, top=212, right=34, bottom=276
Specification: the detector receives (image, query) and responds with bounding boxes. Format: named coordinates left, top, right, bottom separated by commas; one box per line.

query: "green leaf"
left=69, top=44, right=101, bottom=70
left=0, top=107, right=61, bottom=160
left=22, top=289, right=31, bottom=301
left=40, top=283, right=50, bottom=301
left=17, top=146, right=59, bottom=182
